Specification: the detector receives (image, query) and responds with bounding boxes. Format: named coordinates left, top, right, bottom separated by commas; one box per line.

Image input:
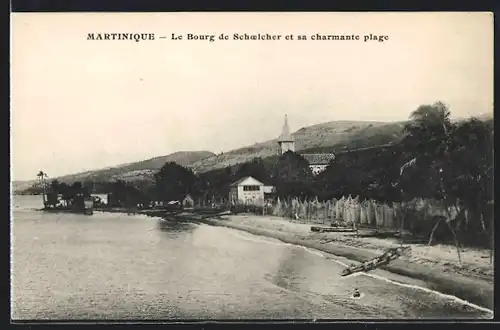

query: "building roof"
left=277, top=114, right=294, bottom=142
left=263, top=185, right=276, bottom=193
left=229, top=176, right=264, bottom=187
left=301, top=153, right=336, bottom=165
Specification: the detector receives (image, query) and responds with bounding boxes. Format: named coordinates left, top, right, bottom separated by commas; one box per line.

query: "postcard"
left=11, top=12, right=494, bottom=321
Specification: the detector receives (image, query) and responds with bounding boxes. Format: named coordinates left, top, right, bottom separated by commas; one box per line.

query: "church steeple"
left=277, top=114, right=295, bottom=155
left=278, top=114, right=294, bottom=142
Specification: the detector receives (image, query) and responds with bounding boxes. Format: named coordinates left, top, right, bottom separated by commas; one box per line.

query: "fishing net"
left=366, top=200, right=376, bottom=226
left=336, top=197, right=345, bottom=219
left=383, top=204, right=395, bottom=228
left=298, top=201, right=308, bottom=219
left=360, top=201, right=368, bottom=225
left=273, top=198, right=282, bottom=216
left=374, top=202, right=384, bottom=227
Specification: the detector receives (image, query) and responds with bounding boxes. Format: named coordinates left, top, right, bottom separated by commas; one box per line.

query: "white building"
left=276, top=114, right=335, bottom=175
left=229, top=176, right=265, bottom=205
left=302, top=154, right=336, bottom=175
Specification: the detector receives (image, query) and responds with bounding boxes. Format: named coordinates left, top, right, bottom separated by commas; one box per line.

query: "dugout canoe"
left=340, top=245, right=411, bottom=276
left=311, top=226, right=357, bottom=233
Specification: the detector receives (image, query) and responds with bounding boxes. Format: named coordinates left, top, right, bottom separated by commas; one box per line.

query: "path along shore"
left=84, top=208, right=495, bottom=311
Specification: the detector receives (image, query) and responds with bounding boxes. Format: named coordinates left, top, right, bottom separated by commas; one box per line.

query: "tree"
left=70, top=181, right=89, bottom=197
left=403, top=101, right=452, bottom=158
left=396, top=102, right=454, bottom=200
left=64, top=181, right=89, bottom=211
left=234, top=157, right=271, bottom=183
left=395, top=103, right=493, bottom=263
left=273, top=151, right=314, bottom=198
left=154, top=162, right=198, bottom=201
left=36, top=170, right=48, bottom=204
left=197, top=166, right=234, bottom=202
left=109, top=180, right=127, bottom=206
left=45, top=179, right=61, bottom=207
left=83, top=180, right=95, bottom=194
left=58, top=182, right=71, bottom=206
left=441, top=118, right=493, bottom=249
left=49, top=180, right=60, bottom=193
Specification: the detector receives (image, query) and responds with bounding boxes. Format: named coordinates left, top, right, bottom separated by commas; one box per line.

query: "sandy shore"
left=87, top=207, right=493, bottom=311
left=192, top=213, right=494, bottom=311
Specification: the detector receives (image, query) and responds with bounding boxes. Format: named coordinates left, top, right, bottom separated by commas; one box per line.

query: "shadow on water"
left=267, top=248, right=311, bottom=293
left=154, top=218, right=198, bottom=234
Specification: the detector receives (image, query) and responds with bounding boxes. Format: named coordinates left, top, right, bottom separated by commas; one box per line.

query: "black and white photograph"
left=11, top=12, right=494, bottom=321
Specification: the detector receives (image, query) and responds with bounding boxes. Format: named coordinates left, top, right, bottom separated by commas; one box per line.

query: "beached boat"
left=311, top=226, right=356, bottom=233
left=340, top=245, right=411, bottom=276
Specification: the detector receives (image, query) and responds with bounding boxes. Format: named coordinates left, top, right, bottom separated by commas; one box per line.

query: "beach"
left=187, top=213, right=494, bottom=311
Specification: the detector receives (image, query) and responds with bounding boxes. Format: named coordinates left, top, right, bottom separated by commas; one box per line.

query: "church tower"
left=277, top=114, right=295, bottom=155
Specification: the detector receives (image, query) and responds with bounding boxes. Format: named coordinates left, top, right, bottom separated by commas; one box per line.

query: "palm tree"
left=409, top=101, right=451, bottom=130
left=397, top=103, right=494, bottom=265
left=398, top=103, right=463, bottom=264
left=403, top=101, right=452, bottom=159
left=442, top=118, right=494, bottom=262
left=37, top=170, right=49, bottom=205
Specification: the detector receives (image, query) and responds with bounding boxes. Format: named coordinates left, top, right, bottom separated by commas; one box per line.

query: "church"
left=277, top=115, right=336, bottom=175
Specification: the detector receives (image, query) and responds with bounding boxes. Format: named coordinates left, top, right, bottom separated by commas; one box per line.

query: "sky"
left=11, top=12, right=493, bottom=181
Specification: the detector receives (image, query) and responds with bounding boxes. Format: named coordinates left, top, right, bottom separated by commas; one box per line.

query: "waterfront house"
left=182, top=194, right=195, bottom=209
left=229, top=176, right=265, bottom=205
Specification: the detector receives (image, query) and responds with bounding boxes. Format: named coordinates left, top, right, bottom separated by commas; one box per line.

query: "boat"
left=311, top=226, right=356, bottom=233
left=340, top=245, right=411, bottom=276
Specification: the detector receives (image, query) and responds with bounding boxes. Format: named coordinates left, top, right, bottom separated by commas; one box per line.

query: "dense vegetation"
left=31, top=102, right=492, bottom=248
left=187, top=120, right=404, bottom=173
left=35, top=102, right=493, bottom=206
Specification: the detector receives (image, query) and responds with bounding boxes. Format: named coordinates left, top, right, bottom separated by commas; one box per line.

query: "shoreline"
left=44, top=207, right=494, bottom=312
left=168, top=212, right=494, bottom=312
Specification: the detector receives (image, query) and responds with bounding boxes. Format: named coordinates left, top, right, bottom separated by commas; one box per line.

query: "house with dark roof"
left=277, top=115, right=335, bottom=175
left=301, top=153, right=336, bottom=175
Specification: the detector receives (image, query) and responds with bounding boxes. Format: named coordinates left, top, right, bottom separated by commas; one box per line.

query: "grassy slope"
left=12, top=180, right=39, bottom=193
left=188, top=121, right=405, bottom=173
left=14, top=113, right=492, bottom=191
left=57, top=151, right=215, bottom=182
left=13, top=151, right=214, bottom=191
left=189, top=113, right=493, bottom=173
left=14, top=120, right=400, bottom=191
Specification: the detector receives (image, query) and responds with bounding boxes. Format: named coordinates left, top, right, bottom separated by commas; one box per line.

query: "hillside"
left=14, top=112, right=492, bottom=194
left=188, top=113, right=493, bottom=173
left=13, top=151, right=214, bottom=193
left=56, top=151, right=215, bottom=182
left=12, top=180, right=38, bottom=193
left=188, top=120, right=406, bottom=173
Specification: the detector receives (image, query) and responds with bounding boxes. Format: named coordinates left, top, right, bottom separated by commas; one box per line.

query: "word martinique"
left=86, top=33, right=389, bottom=43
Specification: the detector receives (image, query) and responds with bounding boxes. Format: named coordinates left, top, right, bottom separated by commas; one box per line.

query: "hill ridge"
left=14, top=112, right=492, bottom=193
